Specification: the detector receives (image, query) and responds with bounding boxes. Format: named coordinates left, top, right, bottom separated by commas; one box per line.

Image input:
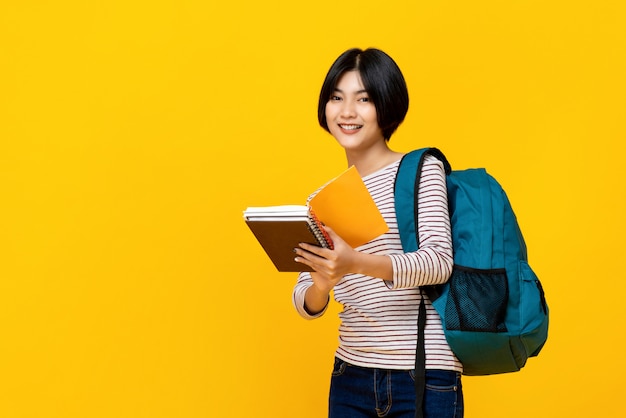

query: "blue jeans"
left=329, top=358, right=463, bottom=418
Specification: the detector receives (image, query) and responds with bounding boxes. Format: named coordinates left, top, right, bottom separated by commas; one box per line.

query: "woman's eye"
left=329, top=95, right=341, bottom=101
left=358, top=97, right=370, bottom=102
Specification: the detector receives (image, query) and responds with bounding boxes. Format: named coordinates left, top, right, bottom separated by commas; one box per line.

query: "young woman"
left=292, top=48, right=464, bottom=418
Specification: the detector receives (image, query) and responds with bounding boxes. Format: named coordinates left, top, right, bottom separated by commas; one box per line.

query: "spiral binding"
left=308, top=208, right=334, bottom=250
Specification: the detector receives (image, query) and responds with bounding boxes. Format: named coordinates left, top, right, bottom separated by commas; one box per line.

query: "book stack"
left=244, top=166, right=389, bottom=272
left=243, top=206, right=333, bottom=272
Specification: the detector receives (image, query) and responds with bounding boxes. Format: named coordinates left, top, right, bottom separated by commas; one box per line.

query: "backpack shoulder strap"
left=394, top=147, right=451, bottom=253
left=395, top=147, right=452, bottom=418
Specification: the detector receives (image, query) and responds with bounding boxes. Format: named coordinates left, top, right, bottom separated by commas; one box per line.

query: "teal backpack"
left=394, top=148, right=549, bottom=378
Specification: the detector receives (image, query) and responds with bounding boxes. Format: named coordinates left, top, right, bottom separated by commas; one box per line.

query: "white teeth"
left=340, top=124, right=362, bottom=130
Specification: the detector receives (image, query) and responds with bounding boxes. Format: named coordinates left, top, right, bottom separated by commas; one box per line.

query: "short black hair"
left=318, top=48, right=409, bottom=141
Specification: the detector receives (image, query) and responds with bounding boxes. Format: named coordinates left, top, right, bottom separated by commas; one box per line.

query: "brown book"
left=243, top=206, right=332, bottom=272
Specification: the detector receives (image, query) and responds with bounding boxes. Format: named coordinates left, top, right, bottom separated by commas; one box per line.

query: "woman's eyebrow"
left=333, top=87, right=368, bottom=94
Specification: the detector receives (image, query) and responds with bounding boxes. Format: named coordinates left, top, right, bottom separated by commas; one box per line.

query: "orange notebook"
left=309, top=166, right=388, bottom=248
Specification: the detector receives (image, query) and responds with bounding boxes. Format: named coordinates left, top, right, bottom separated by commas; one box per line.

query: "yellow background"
left=1, top=1, right=624, bottom=417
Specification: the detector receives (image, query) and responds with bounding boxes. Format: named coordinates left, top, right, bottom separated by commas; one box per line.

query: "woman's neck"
left=345, top=145, right=404, bottom=177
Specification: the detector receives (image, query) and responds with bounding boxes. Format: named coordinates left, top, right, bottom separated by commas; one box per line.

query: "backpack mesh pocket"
left=445, top=266, right=508, bottom=333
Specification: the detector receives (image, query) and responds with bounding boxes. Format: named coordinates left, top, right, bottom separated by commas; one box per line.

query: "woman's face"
left=325, top=71, right=385, bottom=152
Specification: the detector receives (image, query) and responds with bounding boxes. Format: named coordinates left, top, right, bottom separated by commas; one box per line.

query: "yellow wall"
left=1, top=1, right=624, bottom=417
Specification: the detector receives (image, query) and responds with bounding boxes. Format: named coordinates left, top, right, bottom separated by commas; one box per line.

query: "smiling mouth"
left=339, top=124, right=363, bottom=130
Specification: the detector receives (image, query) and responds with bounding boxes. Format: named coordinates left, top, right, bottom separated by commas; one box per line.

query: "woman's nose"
left=340, top=101, right=356, bottom=117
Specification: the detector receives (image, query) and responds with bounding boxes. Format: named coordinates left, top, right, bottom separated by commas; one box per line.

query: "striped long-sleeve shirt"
left=293, top=155, right=463, bottom=372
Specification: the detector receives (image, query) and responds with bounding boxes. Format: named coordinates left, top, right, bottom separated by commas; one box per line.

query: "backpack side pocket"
left=445, top=266, right=509, bottom=333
